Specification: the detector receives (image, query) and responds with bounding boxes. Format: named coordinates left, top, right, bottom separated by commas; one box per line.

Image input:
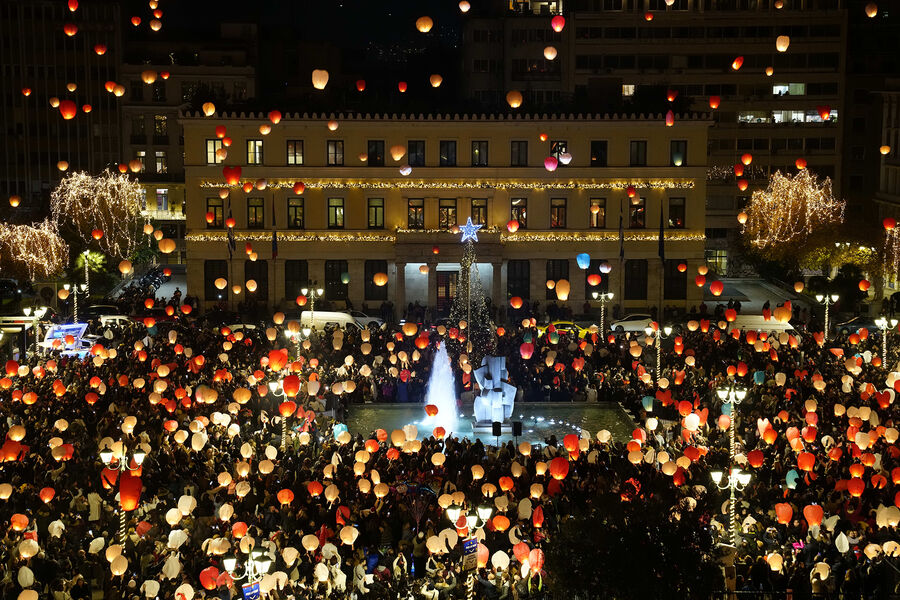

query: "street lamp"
left=100, top=439, right=148, bottom=545
left=301, top=283, right=325, bottom=325
left=592, top=291, right=614, bottom=334
left=223, top=547, right=272, bottom=586
left=711, top=467, right=752, bottom=548
left=876, top=317, right=898, bottom=363
left=446, top=503, right=494, bottom=600
left=269, top=380, right=294, bottom=451
left=814, top=293, right=839, bottom=339
left=644, top=324, right=672, bottom=382
left=716, top=383, right=747, bottom=463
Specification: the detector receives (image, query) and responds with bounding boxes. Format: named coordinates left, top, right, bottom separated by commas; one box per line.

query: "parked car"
left=833, top=316, right=880, bottom=336
left=536, top=321, right=584, bottom=337
left=610, top=313, right=654, bottom=333
left=82, top=304, right=122, bottom=320
left=299, top=310, right=362, bottom=331
left=348, top=310, right=384, bottom=328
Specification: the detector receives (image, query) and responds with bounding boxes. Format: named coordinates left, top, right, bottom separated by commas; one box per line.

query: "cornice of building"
left=179, top=110, right=713, bottom=123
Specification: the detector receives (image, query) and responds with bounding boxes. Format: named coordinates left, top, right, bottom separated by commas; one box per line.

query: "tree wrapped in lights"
left=740, top=170, right=845, bottom=262
left=50, top=169, right=144, bottom=258
left=0, top=220, right=68, bottom=280
left=448, top=239, right=495, bottom=366
left=883, top=228, right=900, bottom=282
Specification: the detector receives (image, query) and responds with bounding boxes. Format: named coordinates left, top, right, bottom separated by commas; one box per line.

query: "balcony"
left=130, top=134, right=147, bottom=144
left=153, top=135, right=169, bottom=146
left=142, top=208, right=185, bottom=221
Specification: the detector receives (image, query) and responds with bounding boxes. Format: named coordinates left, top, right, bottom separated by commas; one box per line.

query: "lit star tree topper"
left=459, top=217, right=483, bottom=243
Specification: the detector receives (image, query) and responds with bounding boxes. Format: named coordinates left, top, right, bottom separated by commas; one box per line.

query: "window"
left=706, top=249, right=728, bottom=275
left=206, top=198, right=224, bottom=228
left=154, top=151, right=167, bottom=173
left=668, top=198, right=685, bottom=229
left=507, top=260, right=530, bottom=300
left=550, top=140, right=568, bottom=162
left=511, top=198, right=527, bottom=228
left=439, top=199, right=457, bottom=229
left=550, top=198, right=567, bottom=228
left=629, top=140, right=647, bottom=166
left=368, top=198, right=384, bottom=229
left=590, top=141, right=608, bottom=167
left=590, top=198, right=606, bottom=228
left=622, top=84, right=635, bottom=96
left=206, top=139, right=224, bottom=164
left=244, top=259, right=268, bottom=301
left=204, top=260, right=228, bottom=301
left=546, top=260, right=569, bottom=300
left=135, top=150, right=146, bottom=172
left=287, top=140, right=304, bottom=165
left=247, top=198, right=264, bottom=229
left=471, top=199, right=487, bottom=225
left=327, top=140, right=344, bottom=166
left=155, top=188, right=169, bottom=211
left=624, top=259, right=648, bottom=300
left=328, top=198, right=344, bottom=229
left=130, top=82, right=143, bottom=102
left=629, top=197, right=646, bottom=228
left=664, top=260, right=687, bottom=300
left=670, top=140, right=687, bottom=167
left=472, top=141, right=489, bottom=166
left=154, top=115, right=167, bottom=136
left=511, top=141, right=528, bottom=167
left=585, top=259, right=610, bottom=299
left=325, top=260, right=349, bottom=301
left=152, top=81, right=166, bottom=102
left=439, top=140, right=457, bottom=166
left=408, top=199, right=425, bottom=229
left=367, top=140, right=385, bottom=166
left=365, top=260, right=388, bottom=301
left=284, top=260, right=308, bottom=300
left=408, top=141, right=425, bottom=167
left=247, top=139, right=263, bottom=165
left=288, top=198, right=304, bottom=229
left=772, top=83, right=806, bottom=96
left=132, top=115, right=145, bottom=136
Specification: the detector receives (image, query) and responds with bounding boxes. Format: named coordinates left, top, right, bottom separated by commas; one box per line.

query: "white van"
left=299, top=311, right=362, bottom=331
left=728, top=314, right=796, bottom=334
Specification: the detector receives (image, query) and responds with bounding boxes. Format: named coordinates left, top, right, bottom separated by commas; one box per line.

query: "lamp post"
left=223, top=546, right=272, bottom=590
left=301, top=282, right=325, bottom=326
left=593, top=291, right=614, bottom=334
left=711, top=467, right=752, bottom=548
left=815, top=293, right=839, bottom=339
left=269, top=380, right=292, bottom=451
left=876, top=317, right=898, bottom=364
left=100, top=440, right=147, bottom=545
left=716, top=383, right=747, bottom=464
left=83, top=250, right=90, bottom=298
left=446, top=503, right=494, bottom=600
left=644, top=324, right=672, bottom=382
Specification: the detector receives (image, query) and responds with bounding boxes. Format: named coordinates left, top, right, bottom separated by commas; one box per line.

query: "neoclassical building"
left=181, top=111, right=710, bottom=315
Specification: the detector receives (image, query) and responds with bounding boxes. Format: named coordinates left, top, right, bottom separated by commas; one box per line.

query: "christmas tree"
left=448, top=219, right=495, bottom=366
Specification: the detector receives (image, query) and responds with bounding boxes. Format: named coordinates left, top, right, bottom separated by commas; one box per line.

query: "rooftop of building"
left=179, top=110, right=713, bottom=122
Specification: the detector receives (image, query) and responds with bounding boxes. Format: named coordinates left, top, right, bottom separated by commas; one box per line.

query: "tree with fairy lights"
left=447, top=218, right=496, bottom=366
left=50, top=169, right=144, bottom=259
left=740, top=169, right=845, bottom=263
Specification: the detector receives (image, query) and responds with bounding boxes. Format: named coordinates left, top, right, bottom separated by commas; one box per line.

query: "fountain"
left=422, top=343, right=458, bottom=434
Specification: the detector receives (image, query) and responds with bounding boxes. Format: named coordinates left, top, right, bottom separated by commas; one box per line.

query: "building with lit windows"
left=462, top=0, right=848, bottom=274
left=182, top=111, right=711, bottom=316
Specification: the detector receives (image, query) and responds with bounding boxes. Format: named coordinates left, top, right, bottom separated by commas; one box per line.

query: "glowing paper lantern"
left=311, top=69, right=329, bottom=90
left=551, top=15, right=565, bottom=32
left=506, top=90, right=523, bottom=108
left=775, top=35, right=790, bottom=52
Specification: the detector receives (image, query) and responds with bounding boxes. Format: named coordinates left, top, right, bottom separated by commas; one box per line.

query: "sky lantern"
left=416, top=16, right=434, bottom=32
left=8, top=195, right=20, bottom=207
left=859, top=279, right=871, bottom=292
left=269, top=110, right=282, bottom=124
left=884, top=217, right=896, bottom=230
left=710, top=280, right=724, bottom=296
left=311, top=69, right=329, bottom=90
left=58, top=100, right=77, bottom=120
left=430, top=74, right=443, bottom=87
left=866, top=2, right=877, bottom=17
left=737, top=179, right=749, bottom=191
left=737, top=211, right=748, bottom=224
left=626, top=185, right=636, bottom=198
left=398, top=81, right=408, bottom=93
left=775, top=502, right=793, bottom=524
left=732, top=56, right=744, bottom=70
left=817, top=105, right=831, bottom=120
left=63, top=23, right=78, bottom=36
left=544, top=46, right=557, bottom=60
left=551, top=15, right=565, bottom=32
left=356, top=79, right=366, bottom=92
left=373, top=272, right=388, bottom=287
left=795, top=158, right=807, bottom=169
left=709, top=96, right=721, bottom=109
left=741, top=153, right=753, bottom=166
left=665, top=111, right=675, bottom=126
left=587, top=274, right=602, bottom=286
left=223, top=166, right=241, bottom=185
left=775, top=35, right=790, bottom=52
left=881, top=145, right=891, bottom=155
left=506, top=90, right=523, bottom=108
left=459, top=1, right=471, bottom=12
left=544, top=156, right=559, bottom=171
left=549, top=456, right=569, bottom=480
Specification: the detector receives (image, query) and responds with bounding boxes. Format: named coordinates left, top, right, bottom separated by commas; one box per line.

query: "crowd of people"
left=2, top=290, right=900, bottom=600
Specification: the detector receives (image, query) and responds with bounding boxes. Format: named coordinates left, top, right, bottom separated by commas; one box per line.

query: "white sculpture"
left=473, top=355, right=516, bottom=424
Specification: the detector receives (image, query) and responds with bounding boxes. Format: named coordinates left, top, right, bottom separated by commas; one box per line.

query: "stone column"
left=427, top=260, right=438, bottom=310
left=394, top=261, right=406, bottom=320
left=491, top=261, right=503, bottom=307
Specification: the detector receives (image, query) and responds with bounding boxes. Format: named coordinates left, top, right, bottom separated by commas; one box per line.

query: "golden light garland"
left=883, top=228, right=900, bottom=281
left=50, top=169, right=144, bottom=259
left=186, top=229, right=705, bottom=244
left=706, top=165, right=767, bottom=181
left=199, top=179, right=695, bottom=191
left=740, top=170, right=844, bottom=258
left=0, top=220, right=69, bottom=280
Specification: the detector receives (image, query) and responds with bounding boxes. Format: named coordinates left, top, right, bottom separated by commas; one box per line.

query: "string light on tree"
left=0, top=220, right=69, bottom=280
left=448, top=223, right=495, bottom=367
left=50, top=169, right=144, bottom=258
left=739, top=170, right=845, bottom=261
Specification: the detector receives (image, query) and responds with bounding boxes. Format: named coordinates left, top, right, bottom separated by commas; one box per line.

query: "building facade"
left=183, top=112, right=710, bottom=318
left=121, top=23, right=258, bottom=264
left=462, top=0, right=847, bottom=273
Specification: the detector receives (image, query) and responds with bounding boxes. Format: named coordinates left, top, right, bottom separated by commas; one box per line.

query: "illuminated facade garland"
left=199, top=179, right=695, bottom=191
left=501, top=231, right=705, bottom=243
left=884, top=228, right=900, bottom=281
